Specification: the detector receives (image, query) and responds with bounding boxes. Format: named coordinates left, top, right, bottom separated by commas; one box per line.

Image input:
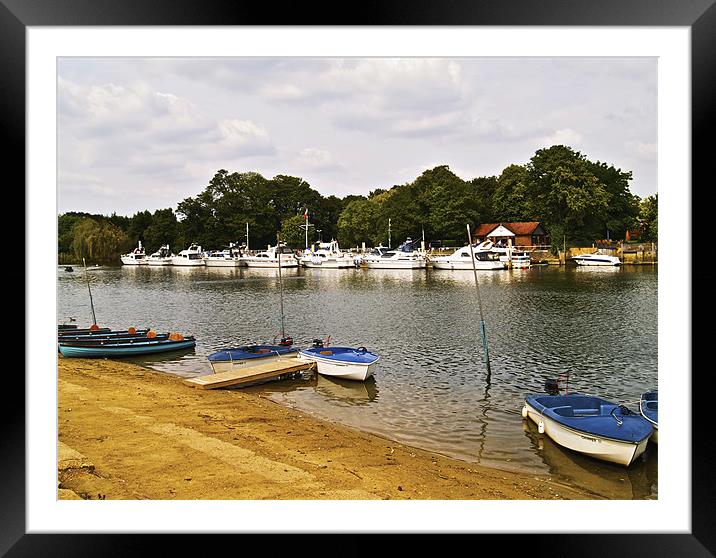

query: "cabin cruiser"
left=429, top=240, right=506, bottom=270
left=299, top=239, right=355, bottom=268
left=242, top=243, right=299, bottom=268
left=204, top=243, right=246, bottom=267
left=147, top=244, right=174, bottom=266
left=120, top=241, right=148, bottom=265
left=360, top=238, right=427, bottom=269
left=171, top=243, right=206, bottom=266
left=572, top=252, right=622, bottom=266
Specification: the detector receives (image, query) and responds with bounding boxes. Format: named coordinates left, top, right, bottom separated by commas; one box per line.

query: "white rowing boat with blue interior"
left=522, top=393, right=652, bottom=466
left=298, top=342, right=380, bottom=381
left=207, top=342, right=299, bottom=373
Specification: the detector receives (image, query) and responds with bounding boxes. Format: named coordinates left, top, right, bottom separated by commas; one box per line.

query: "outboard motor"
left=278, top=336, right=293, bottom=346
left=544, top=378, right=560, bottom=395
left=311, top=338, right=324, bottom=349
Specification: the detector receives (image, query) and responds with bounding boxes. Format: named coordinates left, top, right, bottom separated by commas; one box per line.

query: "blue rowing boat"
left=207, top=344, right=299, bottom=373
left=639, top=391, right=658, bottom=444
left=522, top=394, right=653, bottom=466
left=58, top=335, right=196, bottom=358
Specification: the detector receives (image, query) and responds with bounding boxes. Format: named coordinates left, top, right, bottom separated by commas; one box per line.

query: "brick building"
left=473, top=222, right=550, bottom=249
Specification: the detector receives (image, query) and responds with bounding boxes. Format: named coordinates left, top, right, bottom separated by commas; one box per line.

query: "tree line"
left=59, top=145, right=658, bottom=264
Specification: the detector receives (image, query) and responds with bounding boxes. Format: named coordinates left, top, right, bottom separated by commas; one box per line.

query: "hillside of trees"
left=59, top=145, right=658, bottom=264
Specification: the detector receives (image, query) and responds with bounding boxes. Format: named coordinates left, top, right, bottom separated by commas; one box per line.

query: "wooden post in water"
left=466, top=224, right=491, bottom=374
left=276, top=234, right=286, bottom=339
left=82, top=257, right=97, bottom=327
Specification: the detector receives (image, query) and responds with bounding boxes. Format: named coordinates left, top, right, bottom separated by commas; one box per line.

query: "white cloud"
left=535, top=128, right=584, bottom=148
left=295, top=148, right=341, bottom=171
left=626, top=140, right=657, bottom=160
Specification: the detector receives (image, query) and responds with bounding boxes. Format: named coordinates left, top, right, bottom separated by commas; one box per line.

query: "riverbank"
left=58, top=357, right=597, bottom=501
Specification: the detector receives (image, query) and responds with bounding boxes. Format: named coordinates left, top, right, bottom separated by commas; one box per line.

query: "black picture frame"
left=6, top=0, right=711, bottom=555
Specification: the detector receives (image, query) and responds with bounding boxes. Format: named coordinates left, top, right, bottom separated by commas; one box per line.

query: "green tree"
left=637, top=194, right=658, bottom=242
left=526, top=145, right=610, bottom=243
left=337, top=198, right=380, bottom=248
left=144, top=208, right=179, bottom=252
left=71, top=218, right=127, bottom=264
left=492, top=164, right=530, bottom=222
left=280, top=214, right=308, bottom=248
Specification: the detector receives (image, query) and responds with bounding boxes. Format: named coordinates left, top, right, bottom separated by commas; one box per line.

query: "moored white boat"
left=572, top=253, right=621, bottom=266
left=298, top=343, right=380, bottom=381
left=147, top=244, right=174, bottom=266
left=242, top=243, right=299, bottom=268
left=639, top=391, right=658, bottom=444
left=300, top=240, right=356, bottom=268
left=120, top=241, right=148, bottom=265
left=429, top=241, right=506, bottom=270
left=172, top=243, right=206, bottom=266
left=204, top=243, right=245, bottom=267
left=361, top=238, right=427, bottom=269
left=522, top=394, right=652, bottom=466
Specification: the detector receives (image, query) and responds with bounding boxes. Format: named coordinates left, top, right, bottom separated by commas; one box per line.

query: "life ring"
left=147, top=330, right=157, bottom=339
left=128, top=327, right=136, bottom=335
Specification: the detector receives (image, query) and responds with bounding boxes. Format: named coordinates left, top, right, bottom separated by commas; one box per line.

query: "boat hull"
left=524, top=401, right=649, bottom=466
left=120, top=257, right=148, bottom=265
left=243, top=259, right=299, bottom=268
left=363, top=259, right=426, bottom=269
left=430, top=260, right=505, bottom=270
left=171, top=259, right=206, bottom=266
left=207, top=351, right=299, bottom=374
left=204, top=259, right=242, bottom=267
left=147, top=259, right=174, bottom=266
left=573, top=256, right=621, bottom=266
left=301, top=258, right=355, bottom=268
left=298, top=351, right=378, bottom=381
left=58, top=339, right=196, bottom=358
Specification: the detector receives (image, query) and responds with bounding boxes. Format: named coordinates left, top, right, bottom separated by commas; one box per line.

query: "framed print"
left=6, top=0, right=712, bottom=554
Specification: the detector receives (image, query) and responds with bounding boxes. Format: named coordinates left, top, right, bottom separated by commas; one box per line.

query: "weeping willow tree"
left=71, top=218, right=127, bottom=264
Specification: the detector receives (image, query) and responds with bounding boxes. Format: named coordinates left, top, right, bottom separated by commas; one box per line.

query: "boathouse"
left=473, top=222, right=550, bottom=249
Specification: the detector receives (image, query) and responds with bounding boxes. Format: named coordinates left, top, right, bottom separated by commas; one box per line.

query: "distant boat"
left=204, top=243, right=245, bottom=267
left=639, top=391, right=658, bottom=444
left=121, top=241, right=149, bottom=265
left=172, top=243, right=206, bottom=266
left=147, top=244, right=175, bottom=266
left=64, top=266, right=74, bottom=272
left=430, top=240, right=506, bottom=270
left=361, top=238, right=427, bottom=269
left=207, top=343, right=299, bottom=373
left=299, top=240, right=355, bottom=268
left=242, top=243, right=299, bottom=268
left=522, top=394, right=652, bottom=466
left=298, top=342, right=380, bottom=381
left=58, top=333, right=196, bottom=358
left=571, top=253, right=621, bottom=266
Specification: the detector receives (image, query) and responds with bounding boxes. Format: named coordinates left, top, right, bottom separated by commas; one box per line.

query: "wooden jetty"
left=183, top=359, right=315, bottom=390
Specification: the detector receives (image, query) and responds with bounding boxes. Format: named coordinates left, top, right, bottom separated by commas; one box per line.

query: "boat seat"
left=572, top=408, right=599, bottom=416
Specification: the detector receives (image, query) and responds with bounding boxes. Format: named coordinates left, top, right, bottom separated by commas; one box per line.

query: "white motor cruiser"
left=242, top=243, right=299, bottom=268
left=171, top=243, right=206, bottom=266
left=146, top=244, right=174, bottom=266
left=204, top=243, right=245, bottom=267
left=120, top=241, right=148, bottom=265
left=361, top=238, right=427, bottom=269
left=300, top=240, right=356, bottom=268
left=429, top=241, right=506, bottom=270
left=572, top=253, right=622, bottom=266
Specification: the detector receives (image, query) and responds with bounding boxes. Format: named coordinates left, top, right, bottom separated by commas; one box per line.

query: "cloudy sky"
left=58, top=57, right=657, bottom=216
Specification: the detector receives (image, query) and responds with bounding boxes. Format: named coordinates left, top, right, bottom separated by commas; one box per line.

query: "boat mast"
left=466, top=224, right=491, bottom=374
left=246, top=222, right=250, bottom=252
left=82, top=257, right=97, bottom=326
left=276, top=234, right=286, bottom=339
left=388, top=218, right=391, bottom=248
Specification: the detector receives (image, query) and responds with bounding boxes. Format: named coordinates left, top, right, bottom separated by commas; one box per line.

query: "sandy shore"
left=57, top=357, right=596, bottom=500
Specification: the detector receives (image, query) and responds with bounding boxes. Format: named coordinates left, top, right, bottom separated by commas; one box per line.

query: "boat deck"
left=183, top=359, right=315, bottom=390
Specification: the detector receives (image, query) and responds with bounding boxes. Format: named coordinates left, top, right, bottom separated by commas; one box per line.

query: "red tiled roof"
left=474, top=222, right=543, bottom=237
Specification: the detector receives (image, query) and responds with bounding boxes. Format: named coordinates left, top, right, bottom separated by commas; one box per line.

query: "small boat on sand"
left=298, top=342, right=380, bottom=381
left=639, top=391, right=658, bottom=444
left=522, top=394, right=652, bottom=466
left=58, top=326, right=112, bottom=336
left=207, top=342, right=299, bottom=373
left=58, top=333, right=196, bottom=358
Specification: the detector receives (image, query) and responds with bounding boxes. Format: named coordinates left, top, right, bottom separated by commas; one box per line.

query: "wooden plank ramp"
left=183, top=359, right=315, bottom=390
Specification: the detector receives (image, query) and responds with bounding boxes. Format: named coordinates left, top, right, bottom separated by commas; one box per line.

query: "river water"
left=57, top=264, right=658, bottom=499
